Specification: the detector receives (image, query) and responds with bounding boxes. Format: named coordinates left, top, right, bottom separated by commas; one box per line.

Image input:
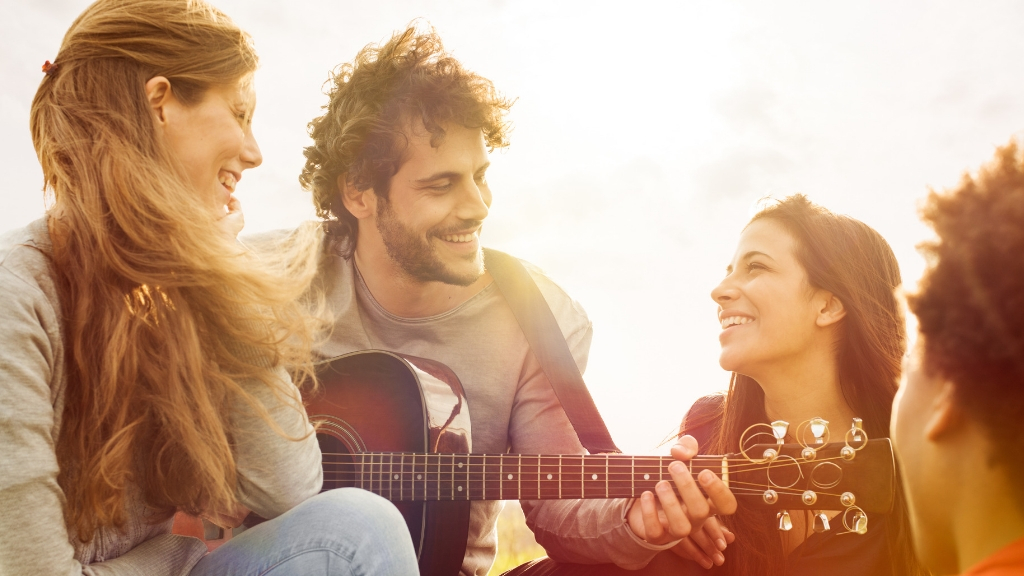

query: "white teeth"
left=442, top=233, right=475, bottom=243
left=219, top=173, right=237, bottom=192
left=720, top=316, right=754, bottom=329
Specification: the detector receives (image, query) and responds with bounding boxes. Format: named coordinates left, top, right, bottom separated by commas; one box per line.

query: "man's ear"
left=815, top=291, right=847, bottom=327
left=145, top=76, right=173, bottom=126
left=339, top=176, right=375, bottom=220
left=925, top=380, right=963, bottom=441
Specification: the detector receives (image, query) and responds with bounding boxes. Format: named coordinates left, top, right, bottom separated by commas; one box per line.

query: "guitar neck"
left=322, top=452, right=726, bottom=501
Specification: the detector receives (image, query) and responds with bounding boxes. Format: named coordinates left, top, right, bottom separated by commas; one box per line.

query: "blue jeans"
left=189, top=488, right=418, bottom=576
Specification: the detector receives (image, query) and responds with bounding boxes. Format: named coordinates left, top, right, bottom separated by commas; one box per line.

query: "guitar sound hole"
left=318, top=433, right=356, bottom=491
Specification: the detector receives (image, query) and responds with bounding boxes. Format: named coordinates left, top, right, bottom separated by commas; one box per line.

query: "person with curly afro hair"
left=893, top=140, right=1024, bottom=576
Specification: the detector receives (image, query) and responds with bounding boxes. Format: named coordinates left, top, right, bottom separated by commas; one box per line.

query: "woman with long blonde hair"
left=0, top=1, right=416, bottom=574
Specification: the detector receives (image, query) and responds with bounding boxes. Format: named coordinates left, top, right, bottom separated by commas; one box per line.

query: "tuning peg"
left=809, top=417, right=829, bottom=444
left=763, top=489, right=778, bottom=505
left=777, top=510, right=793, bottom=531
left=813, top=513, right=830, bottom=533
left=853, top=511, right=868, bottom=534
left=771, top=420, right=789, bottom=444
left=850, top=418, right=864, bottom=442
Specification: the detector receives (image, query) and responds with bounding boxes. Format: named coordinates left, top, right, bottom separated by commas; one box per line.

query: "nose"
left=457, top=177, right=490, bottom=222
left=711, top=274, right=740, bottom=305
left=241, top=128, right=262, bottom=169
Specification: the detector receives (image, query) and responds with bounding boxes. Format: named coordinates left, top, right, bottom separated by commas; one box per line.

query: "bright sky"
left=3, top=1, right=1024, bottom=454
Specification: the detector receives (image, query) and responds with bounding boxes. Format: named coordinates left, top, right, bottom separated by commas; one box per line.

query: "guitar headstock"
left=727, top=438, right=894, bottom=513
left=719, top=417, right=893, bottom=535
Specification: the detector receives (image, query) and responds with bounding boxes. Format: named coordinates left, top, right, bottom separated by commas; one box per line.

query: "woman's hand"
left=216, top=195, right=245, bottom=240
left=626, top=435, right=738, bottom=566
left=670, top=515, right=736, bottom=569
left=202, top=502, right=251, bottom=529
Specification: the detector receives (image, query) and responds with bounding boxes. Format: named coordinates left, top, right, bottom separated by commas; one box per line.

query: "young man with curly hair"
left=893, top=141, right=1024, bottom=576
left=295, top=25, right=736, bottom=576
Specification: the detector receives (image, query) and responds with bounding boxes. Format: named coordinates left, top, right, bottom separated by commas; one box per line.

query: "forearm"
left=231, top=366, right=323, bottom=518
left=522, top=499, right=675, bottom=569
left=78, top=534, right=208, bottom=576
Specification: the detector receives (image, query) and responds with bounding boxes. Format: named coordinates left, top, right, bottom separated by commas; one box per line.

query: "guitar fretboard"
left=321, top=453, right=728, bottom=501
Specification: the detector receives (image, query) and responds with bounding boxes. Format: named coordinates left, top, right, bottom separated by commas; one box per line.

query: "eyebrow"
left=725, top=250, right=775, bottom=274
left=413, top=162, right=491, bottom=185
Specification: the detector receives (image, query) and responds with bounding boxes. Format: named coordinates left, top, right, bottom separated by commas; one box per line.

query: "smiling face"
left=372, top=123, right=491, bottom=286
left=711, top=219, right=830, bottom=378
left=161, top=77, right=262, bottom=216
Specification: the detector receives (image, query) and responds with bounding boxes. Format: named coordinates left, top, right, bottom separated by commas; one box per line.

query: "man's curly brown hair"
left=299, top=24, right=513, bottom=256
left=909, top=140, right=1024, bottom=505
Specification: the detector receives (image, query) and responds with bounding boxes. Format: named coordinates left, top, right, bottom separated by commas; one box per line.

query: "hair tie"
left=42, top=60, right=58, bottom=76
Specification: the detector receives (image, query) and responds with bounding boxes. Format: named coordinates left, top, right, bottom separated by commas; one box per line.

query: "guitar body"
left=307, top=350, right=473, bottom=576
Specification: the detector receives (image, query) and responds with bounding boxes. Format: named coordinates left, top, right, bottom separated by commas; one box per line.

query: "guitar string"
left=316, top=452, right=850, bottom=471
left=316, top=460, right=849, bottom=482
left=315, top=479, right=851, bottom=498
left=319, top=475, right=852, bottom=497
left=317, top=459, right=851, bottom=490
left=317, top=453, right=851, bottom=476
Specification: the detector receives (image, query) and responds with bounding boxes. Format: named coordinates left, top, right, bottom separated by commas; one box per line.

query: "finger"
left=670, top=435, right=699, bottom=460
left=655, top=480, right=692, bottom=539
left=675, top=538, right=714, bottom=569
left=698, top=468, right=738, bottom=515
left=668, top=461, right=711, bottom=525
left=640, top=491, right=665, bottom=543
left=722, top=524, right=736, bottom=544
left=689, top=523, right=724, bottom=563
left=701, top=516, right=729, bottom=552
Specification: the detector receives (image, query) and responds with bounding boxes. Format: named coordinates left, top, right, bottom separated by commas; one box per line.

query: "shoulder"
left=239, top=223, right=319, bottom=252
left=516, top=257, right=592, bottom=336
left=0, top=219, right=60, bottom=318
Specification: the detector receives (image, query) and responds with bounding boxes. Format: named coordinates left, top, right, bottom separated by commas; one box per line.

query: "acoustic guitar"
left=305, top=350, right=895, bottom=576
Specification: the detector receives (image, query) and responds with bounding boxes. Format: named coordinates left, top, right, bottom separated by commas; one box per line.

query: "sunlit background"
left=4, top=1, right=1024, bottom=455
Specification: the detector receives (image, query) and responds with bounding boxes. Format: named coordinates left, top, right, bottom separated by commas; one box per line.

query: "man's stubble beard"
left=375, top=198, right=483, bottom=287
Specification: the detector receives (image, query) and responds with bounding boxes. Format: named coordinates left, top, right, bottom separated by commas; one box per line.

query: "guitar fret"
left=558, top=456, right=563, bottom=499
left=536, top=455, right=541, bottom=500
left=499, top=456, right=503, bottom=500
left=518, top=454, right=522, bottom=500
left=605, top=454, right=609, bottom=498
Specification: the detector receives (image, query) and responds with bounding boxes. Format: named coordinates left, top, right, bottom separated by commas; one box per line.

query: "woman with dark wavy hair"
left=0, top=1, right=416, bottom=574
left=676, top=194, right=926, bottom=575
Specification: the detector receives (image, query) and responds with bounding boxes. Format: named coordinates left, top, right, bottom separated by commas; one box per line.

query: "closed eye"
left=426, top=182, right=452, bottom=193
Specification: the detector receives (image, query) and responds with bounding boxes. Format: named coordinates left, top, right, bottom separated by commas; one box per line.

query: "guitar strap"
left=484, top=249, right=621, bottom=455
